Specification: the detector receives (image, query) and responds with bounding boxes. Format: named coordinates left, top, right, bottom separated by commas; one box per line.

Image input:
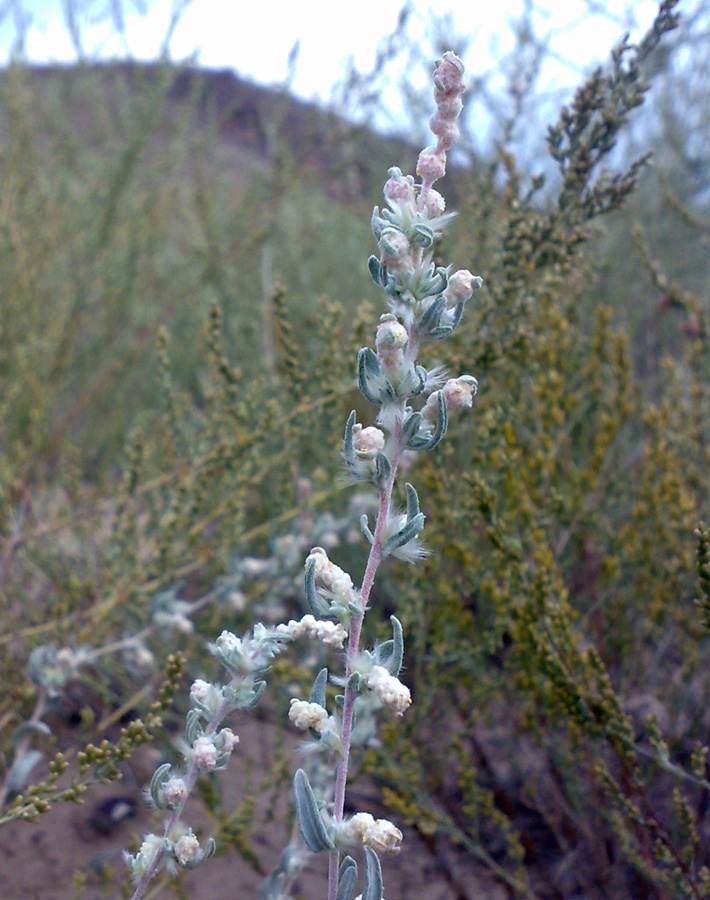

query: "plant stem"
left=129, top=693, right=231, bottom=900
left=327, top=408, right=406, bottom=900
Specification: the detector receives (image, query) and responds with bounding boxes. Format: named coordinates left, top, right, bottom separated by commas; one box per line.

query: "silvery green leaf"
left=368, top=255, right=381, bottom=285
left=310, top=668, right=328, bottom=710
left=415, top=295, right=445, bottom=335
left=347, top=672, right=362, bottom=692
left=294, top=769, right=335, bottom=852
left=411, top=366, right=428, bottom=396
left=348, top=600, right=364, bottom=617
left=411, top=222, right=435, bottom=248
left=185, top=708, right=203, bottom=745
left=357, top=350, right=382, bottom=405
left=363, top=847, right=384, bottom=900
left=336, top=856, right=359, bottom=900
left=12, top=720, right=52, bottom=743
left=360, top=515, right=374, bottom=544
left=5, top=750, right=43, bottom=794
left=449, top=301, right=465, bottom=332
left=343, top=410, right=357, bottom=465
left=371, top=207, right=382, bottom=239
left=405, top=483, right=420, bottom=520
left=305, top=557, right=332, bottom=618
left=149, top=762, right=172, bottom=808
left=402, top=411, right=423, bottom=448
left=373, top=452, right=391, bottom=491
left=382, top=513, right=425, bottom=558
left=408, top=392, right=447, bottom=451
left=381, top=377, right=397, bottom=402
left=376, top=616, right=404, bottom=677
left=247, top=680, right=267, bottom=708
left=335, top=694, right=345, bottom=708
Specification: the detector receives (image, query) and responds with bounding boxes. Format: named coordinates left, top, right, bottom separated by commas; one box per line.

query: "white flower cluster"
left=275, top=614, right=348, bottom=649
left=288, top=699, right=331, bottom=734
left=366, top=665, right=412, bottom=717
left=306, top=547, right=359, bottom=607
left=338, top=812, right=403, bottom=854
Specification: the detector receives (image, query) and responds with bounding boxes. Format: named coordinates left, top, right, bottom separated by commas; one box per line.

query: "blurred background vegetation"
left=1, top=0, right=710, bottom=898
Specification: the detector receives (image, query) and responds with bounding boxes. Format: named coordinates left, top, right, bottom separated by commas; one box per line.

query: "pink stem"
left=130, top=696, right=231, bottom=900
left=327, top=406, right=406, bottom=900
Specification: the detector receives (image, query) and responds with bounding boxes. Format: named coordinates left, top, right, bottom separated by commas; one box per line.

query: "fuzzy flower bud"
left=421, top=188, right=446, bottom=218
left=338, top=812, right=403, bottom=854
left=215, top=630, right=242, bottom=655
left=190, top=679, right=211, bottom=703
left=174, top=833, right=201, bottom=867
left=163, top=777, right=188, bottom=809
left=352, top=423, right=386, bottom=459
left=192, top=736, right=218, bottom=771
left=190, top=678, right=222, bottom=715
left=217, top=727, right=240, bottom=753
left=442, top=376, right=478, bottom=410
left=444, top=269, right=481, bottom=308
left=432, top=51, right=465, bottom=97
left=366, top=665, right=412, bottom=716
left=417, top=146, right=446, bottom=184
left=289, top=699, right=330, bottom=733
left=383, top=167, right=416, bottom=206
left=429, top=116, right=460, bottom=151
left=379, top=228, right=412, bottom=277
left=376, top=317, right=408, bottom=354
left=436, top=93, right=463, bottom=119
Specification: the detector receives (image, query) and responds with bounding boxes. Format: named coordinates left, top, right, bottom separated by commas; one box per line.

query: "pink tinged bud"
left=436, top=94, right=463, bottom=120
left=352, top=424, right=386, bottom=459
left=384, top=172, right=416, bottom=205
left=422, top=189, right=446, bottom=218
left=444, top=269, right=477, bottom=307
left=430, top=116, right=460, bottom=151
left=421, top=390, right=441, bottom=424
left=192, top=736, right=218, bottom=771
left=218, top=728, right=240, bottom=753
left=190, top=679, right=211, bottom=703
left=163, top=777, right=187, bottom=808
left=417, top=146, right=446, bottom=184
left=376, top=319, right=408, bottom=353
left=433, top=51, right=465, bottom=95
left=379, top=229, right=411, bottom=275
left=442, top=376, right=478, bottom=410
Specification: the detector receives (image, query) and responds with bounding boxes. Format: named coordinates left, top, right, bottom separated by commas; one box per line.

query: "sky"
left=0, top=0, right=662, bottom=111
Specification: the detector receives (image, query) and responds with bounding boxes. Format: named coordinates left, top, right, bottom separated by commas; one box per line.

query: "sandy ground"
left=0, top=711, right=500, bottom=900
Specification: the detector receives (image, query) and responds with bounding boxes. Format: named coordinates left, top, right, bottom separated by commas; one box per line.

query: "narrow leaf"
left=382, top=513, right=425, bottom=557
left=363, top=846, right=384, bottom=900
left=305, top=557, right=332, bottom=617
left=367, top=255, right=381, bottom=285
left=405, top=483, right=420, bottom=520
left=336, top=858, right=359, bottom=900
left=294, top=769, right=334, bottom=852
left=310, top=668, right=328, bottom=709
